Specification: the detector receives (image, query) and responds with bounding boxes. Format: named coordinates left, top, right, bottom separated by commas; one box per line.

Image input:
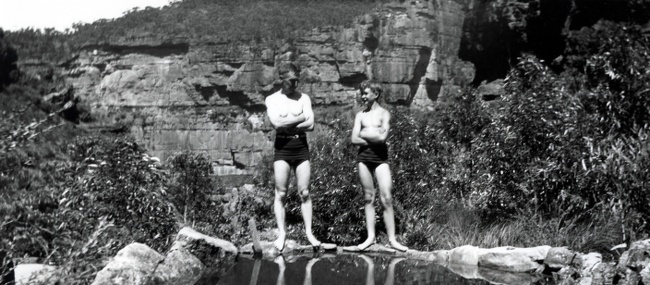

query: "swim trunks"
left=274, top=133, right=310, bottom=166
left=357, top=143, right=388, bottom=165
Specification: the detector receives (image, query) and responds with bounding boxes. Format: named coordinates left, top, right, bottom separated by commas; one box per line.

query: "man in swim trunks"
left=265, top=62, right=331, bottom=252
left=350, top=81, right=409, bottom=252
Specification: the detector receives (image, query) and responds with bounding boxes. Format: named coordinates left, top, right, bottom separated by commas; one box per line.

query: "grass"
left=402, top=202, right=627, bottom=261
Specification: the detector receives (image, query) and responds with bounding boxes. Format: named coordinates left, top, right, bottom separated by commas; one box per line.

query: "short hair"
left=359, top=81, right=382, bottom=97
left=278, top=62, right=300, bottom=80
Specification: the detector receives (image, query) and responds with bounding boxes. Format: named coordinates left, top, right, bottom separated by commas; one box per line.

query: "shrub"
left=468, top=21, right=650, bottom=241
left=56, top=136, right=179, bottom=253
left=309, top=110, right=364, bottom=244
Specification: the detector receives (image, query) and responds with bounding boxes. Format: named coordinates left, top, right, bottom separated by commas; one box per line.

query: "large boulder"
left=448, top=245, right=548, bottom=272
left=14, top=264, right=59, bottom=285
left=478, top=246, right=549, bottom=272
left=91, top=243, right=164, bottom=285
left=407, top=249, right=449, bottom=263
left=92, top=228, right=238, bottom=285
left=619, top=239, right=650, bottom=272
left=616, top=239, right=650, bottom=285
left=150, top=248, right=204, bottom=285
left=171, top=227, right=238, bottom=263
left=589, top=262, right=616, bottom=285
left=448, top=245, right=486, bottom=265
left=169, top=227, right=238, bottom=283
left=545, top=246, right=580, bottom=269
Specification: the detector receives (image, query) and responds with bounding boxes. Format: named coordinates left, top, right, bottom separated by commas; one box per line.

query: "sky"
left=0, top=0, right=174, bottom=32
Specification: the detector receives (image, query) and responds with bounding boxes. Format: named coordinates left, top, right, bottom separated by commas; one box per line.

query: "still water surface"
left=217, top=254, right=494, bottom=285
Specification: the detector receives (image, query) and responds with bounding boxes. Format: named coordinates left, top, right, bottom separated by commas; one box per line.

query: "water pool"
left=216, top=254, right=497, bottom=285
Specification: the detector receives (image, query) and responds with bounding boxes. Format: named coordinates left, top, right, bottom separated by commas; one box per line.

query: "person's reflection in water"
left=273, top=255, right=321, bottom=285
left=274, top=256, right=286, bottom=285
left=273, top=255, right=404, bottom=285
left=359, top=255, right=406, bottom=285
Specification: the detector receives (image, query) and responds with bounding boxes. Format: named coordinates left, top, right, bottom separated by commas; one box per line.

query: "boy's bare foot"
left=388, top=240, right=408, bottom=252
left=274, top=233, right=286, bottom=253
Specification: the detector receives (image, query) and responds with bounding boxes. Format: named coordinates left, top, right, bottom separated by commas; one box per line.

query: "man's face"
left=282, top=77, right=299, bottom=93
left=281, top=70, right=299, bottom=94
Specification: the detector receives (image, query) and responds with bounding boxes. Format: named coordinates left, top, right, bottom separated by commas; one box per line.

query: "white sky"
left=0, top=0, right=174, bottom=32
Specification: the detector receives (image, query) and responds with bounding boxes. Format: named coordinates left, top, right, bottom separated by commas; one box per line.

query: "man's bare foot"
left=356, top=238, right=376, bottom=251
left=274, top=233, right=286, bottom=252
left=306, top=234, right=321, bottom=247
left=388, top=240, right=408, bottom=252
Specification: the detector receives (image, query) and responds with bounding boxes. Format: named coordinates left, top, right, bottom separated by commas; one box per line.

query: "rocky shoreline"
left=13, top=226, right=650, bottom=285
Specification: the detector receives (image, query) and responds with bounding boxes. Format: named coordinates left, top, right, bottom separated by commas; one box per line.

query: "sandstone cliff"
left=65, top=0, right=473, bottom=179
left=60, top=0, right=650, bottom=180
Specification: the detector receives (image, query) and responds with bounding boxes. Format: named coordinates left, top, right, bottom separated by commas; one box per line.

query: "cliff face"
left=65, top=0, right=473, bottom=178
left=54, top=0, right=650, bottom=180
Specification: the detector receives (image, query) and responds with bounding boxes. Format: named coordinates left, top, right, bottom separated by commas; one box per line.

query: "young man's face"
left=361, top=87, right=377, bottom=104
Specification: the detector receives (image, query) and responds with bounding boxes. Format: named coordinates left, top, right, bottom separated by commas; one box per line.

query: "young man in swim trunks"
left=265, top=62, right=333, bottom=252
left=351, top=81, right=409, bottom=252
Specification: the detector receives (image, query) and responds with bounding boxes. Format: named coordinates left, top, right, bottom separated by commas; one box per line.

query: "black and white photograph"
left=1, top=0, right=649, bottom=284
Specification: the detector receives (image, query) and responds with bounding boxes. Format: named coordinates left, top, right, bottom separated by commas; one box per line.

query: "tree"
left=0, top=28, right=19, bottom=89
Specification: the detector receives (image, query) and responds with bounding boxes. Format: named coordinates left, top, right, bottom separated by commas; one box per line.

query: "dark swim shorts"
left=357, top=143, right=388, bottom=166
left=274, top=133, right=310, bottom=166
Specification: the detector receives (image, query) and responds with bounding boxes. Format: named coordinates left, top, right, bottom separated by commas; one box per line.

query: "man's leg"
left=375, top=163, right=408, bottom=251
left=273, top=160, right=291, bottom=251
left=295, top=160, right=320, bottom=246
left=357, top=162, right=376, bottom=250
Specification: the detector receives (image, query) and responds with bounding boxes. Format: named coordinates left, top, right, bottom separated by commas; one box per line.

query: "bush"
left=309, top=109, right=365, bottom=244
left=59, top=136, right=179, bottom=251
left=468, top=21, right=650, bottom=241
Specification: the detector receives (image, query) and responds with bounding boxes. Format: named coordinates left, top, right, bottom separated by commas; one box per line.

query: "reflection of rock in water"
left=447, top=263, right=540, bottom=285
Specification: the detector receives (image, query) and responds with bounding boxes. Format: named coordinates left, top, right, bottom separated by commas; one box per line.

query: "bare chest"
left=360, top=111, right=383, bottom=128
left=276, top=96, right=304, bottom=117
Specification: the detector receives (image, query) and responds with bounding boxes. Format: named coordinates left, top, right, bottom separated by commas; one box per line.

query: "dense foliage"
left=70, top=0, right=383, bottom=45
left=4, top=0, right=384, bottom=63
left=0, top=67, right=262, bottom=283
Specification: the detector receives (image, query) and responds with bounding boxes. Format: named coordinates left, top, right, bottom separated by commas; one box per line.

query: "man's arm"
left=265, top=95, right=306, bottom=129
left=359, top=110, right=390, bottom=143
left=351, top=113, right=369, bottom=146
left=294, top=95, right=314, bottom=132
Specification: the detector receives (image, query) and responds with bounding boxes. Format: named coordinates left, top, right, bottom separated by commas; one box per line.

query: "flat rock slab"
left=340, top=244, right=406, bottom=254
left=240, top=240, right=338, bottom=258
